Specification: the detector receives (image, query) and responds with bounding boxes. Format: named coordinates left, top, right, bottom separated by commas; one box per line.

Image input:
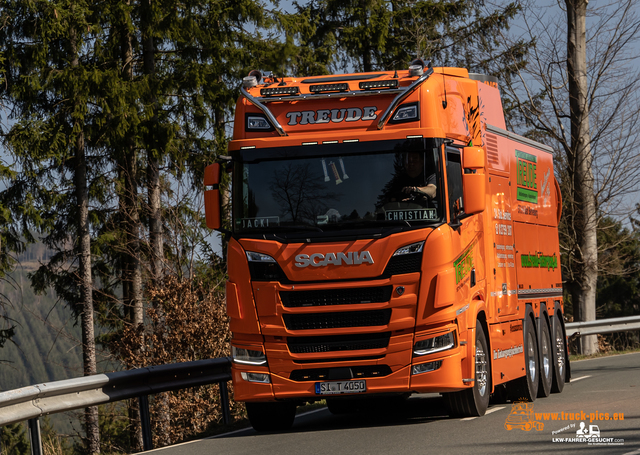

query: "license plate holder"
left=315, top=380, right=367, bottom=395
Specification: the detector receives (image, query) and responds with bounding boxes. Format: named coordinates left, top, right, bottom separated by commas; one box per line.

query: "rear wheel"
left=510, top=316, right=539, bottom=401
left=246, top=401, right=297, bottom=432
left=551, top=315, right=567, bottom=393
left=443, top=324, right=491, bottom=417
left=537, top=319, right=552, bottom=398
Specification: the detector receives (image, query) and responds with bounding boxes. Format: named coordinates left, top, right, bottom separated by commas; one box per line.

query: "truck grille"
left=283, top=309, right=391, bottom=330
left=289, top=365, right=392, bottom=381
left=280, top=286, right=392, bottom=308
left=288, top=332, right=391, bottom=353
left=383, top=252, right=423, bottom=275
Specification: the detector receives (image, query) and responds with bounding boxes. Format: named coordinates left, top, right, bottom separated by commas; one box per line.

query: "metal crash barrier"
left=0, top=357, right=232, bottom=453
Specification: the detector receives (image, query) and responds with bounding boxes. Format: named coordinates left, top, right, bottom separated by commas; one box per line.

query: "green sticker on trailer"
left=516, top=149, right=538, bottom=203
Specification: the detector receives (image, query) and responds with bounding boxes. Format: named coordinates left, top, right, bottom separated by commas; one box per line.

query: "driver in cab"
left=400, top=151, right=436, bottom=201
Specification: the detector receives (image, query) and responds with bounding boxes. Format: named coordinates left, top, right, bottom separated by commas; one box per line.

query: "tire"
left=246, top=401, right=297, bottom=432
left=551, top=315, right=567, bottom=393
left=510, top=315, right=539, bottom=401
left=537, top=318, right=552, bottom=398
left=443, top=324, right=491, bottom=417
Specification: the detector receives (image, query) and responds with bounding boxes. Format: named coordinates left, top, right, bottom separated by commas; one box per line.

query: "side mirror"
left=462, top=146, right=485, bottom=169
left=204, top=163, right=222, bottom=230
left=462, top=146, right=486, bottom=215
left=462, top=173, right=485, bottom=214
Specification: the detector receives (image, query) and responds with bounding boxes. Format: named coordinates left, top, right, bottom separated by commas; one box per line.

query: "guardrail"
left=0, top=357, right=232, bottom=454
left=3, top=316, right=640, bottom=454
left=565, top=315, right=640, bottom=337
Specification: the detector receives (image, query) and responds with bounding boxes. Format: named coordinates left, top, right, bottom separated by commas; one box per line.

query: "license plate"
left=315, top=380, right=366, bottom=395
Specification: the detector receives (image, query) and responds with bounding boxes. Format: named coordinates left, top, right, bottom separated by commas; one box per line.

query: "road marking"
left=461, top=406, right=505, bottom=421
left=623, top=449, right=640, bottom=455
left=570, top=375, right=591, bottom=382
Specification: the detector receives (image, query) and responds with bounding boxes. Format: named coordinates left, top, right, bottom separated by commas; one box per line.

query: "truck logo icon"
left=294, top=251, right=374, bottom=267
left=504, top=401, right=544, bottom=431
left=576, top=422, right=600, bottom=438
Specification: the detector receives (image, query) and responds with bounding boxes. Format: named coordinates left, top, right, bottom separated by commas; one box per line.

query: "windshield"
left=232, top=138, right=444, bottom=237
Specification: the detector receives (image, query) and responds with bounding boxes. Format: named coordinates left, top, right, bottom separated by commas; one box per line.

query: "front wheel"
left=443, top=324, right=491, bottom=417
left=246, top=401, right=297, bottom=432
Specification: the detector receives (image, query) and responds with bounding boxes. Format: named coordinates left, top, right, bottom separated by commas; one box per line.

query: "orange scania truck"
left=204, top=61, right=570, bottom=431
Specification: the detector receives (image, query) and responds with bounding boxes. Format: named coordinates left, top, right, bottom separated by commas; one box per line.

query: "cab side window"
left=446, top=147, right=464, bottom=220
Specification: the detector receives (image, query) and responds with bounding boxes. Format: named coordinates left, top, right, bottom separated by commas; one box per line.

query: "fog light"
left=411, top=360, right=442, bottom=375
left=413, top=332, right=455, bottom=356
left=241, top=372, right=271, bottom=383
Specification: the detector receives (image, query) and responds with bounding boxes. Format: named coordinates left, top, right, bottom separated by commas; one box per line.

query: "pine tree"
left=0, top=0, right=104, bottom=451
left=0, top=423, right=29, bottom=455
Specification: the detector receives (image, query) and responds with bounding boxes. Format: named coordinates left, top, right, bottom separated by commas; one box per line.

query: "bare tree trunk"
left=566, top=0, right=598, bottom=355
left=120, top=7, right=145, bottom=451
left=360, top=0, right=372, bottom=72
left=70, top=24, right=100, bottom=455
left=141, top=1, right=171, bottom=446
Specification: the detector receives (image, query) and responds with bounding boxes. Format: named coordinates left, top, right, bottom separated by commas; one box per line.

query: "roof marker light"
left=243, top=76, right=258, bottom=88
left=359, top=80, right=399, bottom=90
left=343, top=139, right=359, bottom=143
left=322, top=141, right=339, bottom=144
left=302, top=142, right=318, bottom=145
left=310, top=83, right=349, bottom=93
left=260, top=86, right=300, bottom=96
left=409, top=65, right=424, bottom=77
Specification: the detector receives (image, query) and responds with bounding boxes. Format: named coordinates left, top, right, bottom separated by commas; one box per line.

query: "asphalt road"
left=149, top=352, right=640, bottom=455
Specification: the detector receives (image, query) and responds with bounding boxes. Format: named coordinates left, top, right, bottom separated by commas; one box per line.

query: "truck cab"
left=205, top=61, right=570, bottom=431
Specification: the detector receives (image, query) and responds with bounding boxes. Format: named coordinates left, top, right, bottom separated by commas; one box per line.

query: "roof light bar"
left=359, top=80, right=399, bottom=90
left=260, top=86, right=300, bottom=97
left=309, top=83, right=348, bottom=93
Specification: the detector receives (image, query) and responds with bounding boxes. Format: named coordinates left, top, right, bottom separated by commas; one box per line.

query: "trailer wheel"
left=510, top=316, right=539, bottom=401
left=443, top=324, right=491, bottom=417
left=537, top=318, right=552, bottom=398
left=551, top=315, right=567, bottom=393
left=246, top=401, right=296, bottom=432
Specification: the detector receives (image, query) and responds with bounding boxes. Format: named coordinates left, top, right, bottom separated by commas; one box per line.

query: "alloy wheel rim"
left=527, top=331, right=537, bottom=383
left=542, top=332, right=551, bottom=379
left=476, top=342, right=488, bottom=396
left=556, top=326, right=565, bottom=377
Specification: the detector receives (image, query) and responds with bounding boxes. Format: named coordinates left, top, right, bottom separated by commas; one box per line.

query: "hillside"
left=0, top=268, right=85, bottom=436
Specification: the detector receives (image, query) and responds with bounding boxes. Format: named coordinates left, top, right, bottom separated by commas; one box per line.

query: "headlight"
left=393, top=241, right=424, bottom=257
left=246, top=251, right=277, bottom=263
left=246, top=251, right=287, bottom=282
left=413, top=332, right=456, bottom=356
left=232, top=346, right=267, bottom=366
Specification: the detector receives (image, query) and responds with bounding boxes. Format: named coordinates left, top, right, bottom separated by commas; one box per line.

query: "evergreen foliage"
left=0, top=0, right=639, bottom=451
left=0, top=422, right=29, bottom=455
